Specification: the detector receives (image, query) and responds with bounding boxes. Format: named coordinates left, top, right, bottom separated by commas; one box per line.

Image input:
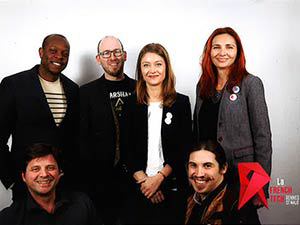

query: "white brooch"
left=164, top=112, right=173, bottom=125
left=232, top=85, right=240, bottom=94
left=229, top=94, right=237, bottom=101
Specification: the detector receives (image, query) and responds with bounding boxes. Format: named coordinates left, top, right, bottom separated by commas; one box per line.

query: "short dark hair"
left=188, top=140, right=227, bottom=170
left=21, top=143, right=63, bottom=172
left=42, top=34, right=69, bottom=49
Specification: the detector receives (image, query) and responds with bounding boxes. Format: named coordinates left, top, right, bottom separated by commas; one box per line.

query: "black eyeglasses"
left=98, top=49, right=124, bottom=58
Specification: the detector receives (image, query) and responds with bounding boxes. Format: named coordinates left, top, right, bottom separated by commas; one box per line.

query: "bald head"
left=97, top=36, right=124, bottom=54
left=95, top=35, right=127, bottom=80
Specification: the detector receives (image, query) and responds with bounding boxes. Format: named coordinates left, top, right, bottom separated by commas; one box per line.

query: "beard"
left=102, top=61, right=124, bottom=78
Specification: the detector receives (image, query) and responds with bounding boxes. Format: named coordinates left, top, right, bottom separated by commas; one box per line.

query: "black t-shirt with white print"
left=104, top=77, right=134, bottom=166
left=104, top=78, right=133, bottom=120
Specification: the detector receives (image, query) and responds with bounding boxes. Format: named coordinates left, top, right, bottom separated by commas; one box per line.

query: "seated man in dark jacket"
left=185, top=140, right=260, bottom=224
left=0, top=143, right=101, bottom=225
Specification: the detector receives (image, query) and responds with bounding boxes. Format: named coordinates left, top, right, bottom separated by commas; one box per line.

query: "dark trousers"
left=129, top=187, right=186, bottom=225
left=92, top=164, right=135, bottom=225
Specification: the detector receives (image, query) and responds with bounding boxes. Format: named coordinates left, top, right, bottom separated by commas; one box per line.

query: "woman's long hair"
left=136, top=43, right=176, bottom=107
left=199, top=27, right=249, bottom=98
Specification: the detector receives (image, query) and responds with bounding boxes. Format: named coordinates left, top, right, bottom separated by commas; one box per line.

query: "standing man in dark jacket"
left=0, top=34, right=79, bottom=200
left=80, top=36, right=136, bottom=225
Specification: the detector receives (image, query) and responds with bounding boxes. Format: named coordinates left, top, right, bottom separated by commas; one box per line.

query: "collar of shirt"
left=194, top=180, right=227, bottom=206
left=25, top=191, right=70, bottom=214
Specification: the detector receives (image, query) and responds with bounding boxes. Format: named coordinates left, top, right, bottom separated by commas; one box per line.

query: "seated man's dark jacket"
left=185, top=181, right=260, bottom=224
left=0, top=65, right=79, bottom=193
left=0, top=191, right=101, bottom=225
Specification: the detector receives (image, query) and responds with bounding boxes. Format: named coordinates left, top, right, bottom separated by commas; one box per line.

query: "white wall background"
left=0, top=0, right=299, bottom=224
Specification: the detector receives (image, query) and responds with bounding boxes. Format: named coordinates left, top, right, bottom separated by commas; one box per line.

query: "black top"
left=104, top=78, right=134, bottom=119
left=0, top=191, right=101, bottom=225
left=80, top=74, right=136, bottom=166
left=125, top=93, right=192, bottom=191
left=80, top=74, right=136, bottom=224
left=197, top=92, right=222, bottom=141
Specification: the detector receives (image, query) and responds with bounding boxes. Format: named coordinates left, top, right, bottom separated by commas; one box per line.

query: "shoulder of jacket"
left=124, top=74, right=136, bottom=82
left=2, top=66, right=37, bottom=83
left=175, top=92, right=190, bottom=106
left=243, top=74, right=262, bottom=85
left=60, top=74, right=78, bottom=88
left=123, top=75, right=137, bottom=90
left=0, top=200, right=24, bottom=220
left=241, top=74, right=264, bottom=94
left=80, top=77, right=103, bottom=90
left=176, top=92, right=189, bottom=100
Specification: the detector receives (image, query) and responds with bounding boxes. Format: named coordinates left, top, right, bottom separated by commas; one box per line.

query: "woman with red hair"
left=193, top=27, right=272, bottom=216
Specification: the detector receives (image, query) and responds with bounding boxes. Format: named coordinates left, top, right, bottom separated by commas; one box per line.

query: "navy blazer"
left=193, top=74, right=272, bottom=195
left=0, top=65, right=79, bottom=189
left=125, top=93, right=192, bottom=191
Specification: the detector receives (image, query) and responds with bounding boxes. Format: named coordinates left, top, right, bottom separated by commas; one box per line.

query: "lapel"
left=161, top=106, right=167, bottom=140
left=139, top=102, right=148, bottom=132
left=133, top=102, right=148, bottom=145
left=161, top=104, right=174, bottom=144
left=217, top=88, right=228, bottom=121
left=29, top=68, right=57, bottom=127
left=97, top=75, right=114, bottom=121
left=195, top=94, right=203, bottom=117
left=201, top=185, right=227, bottom=224
left=60, top=75, right=73, bottom=126
left=98, top=75, right=112, bottom=103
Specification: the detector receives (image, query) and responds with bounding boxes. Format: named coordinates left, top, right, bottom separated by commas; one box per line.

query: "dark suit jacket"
left=125, top=93, right=192, bottom=191
left=80, top=75, right=136, bottom=194
left=193, top=74, right=272, bottom=196
left=0, top=65, right=79, bottom=190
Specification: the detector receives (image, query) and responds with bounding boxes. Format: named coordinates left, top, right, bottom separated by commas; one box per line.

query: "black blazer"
left=80, top=75, right=136, bottom=186
left=125, top=93, right=192, bottom=191
left=0, top=65, right=79, bottom=189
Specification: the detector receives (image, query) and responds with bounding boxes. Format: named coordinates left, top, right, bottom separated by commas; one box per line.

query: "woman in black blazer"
left=125, top=43, right=192, bottom=224
left=193, top=27, right=272, bottom=223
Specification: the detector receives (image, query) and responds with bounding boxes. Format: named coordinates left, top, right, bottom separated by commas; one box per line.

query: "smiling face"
left=39, top=35, right=70, bottom=79
left=96, top=36, right=127, bottom=80
left=188, top=150, right=227, bottom=199
left=210, top=33, right=237, bottom=74
left=22, top=154, right=61, bottom=198
left=140, top=52, right=166, bottom=88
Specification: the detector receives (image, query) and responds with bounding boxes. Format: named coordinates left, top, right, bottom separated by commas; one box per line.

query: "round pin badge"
left=166, top=112, right=173, bottom=119
left=232, top=86, right=240, bottom=94
left=165, top=118, right=171, bottom=125
left=229, top=94, right=237, bottom=101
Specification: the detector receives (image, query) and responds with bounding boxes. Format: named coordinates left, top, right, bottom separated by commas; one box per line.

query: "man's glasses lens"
left=100, top=49, right=123, bottom=58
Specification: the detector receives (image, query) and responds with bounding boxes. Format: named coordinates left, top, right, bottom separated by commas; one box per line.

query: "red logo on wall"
left=238, top=162, right=271, bottom=209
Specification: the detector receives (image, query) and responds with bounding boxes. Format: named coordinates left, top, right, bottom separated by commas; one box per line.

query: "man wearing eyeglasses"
left=80, top=36, right=136, bottom=225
